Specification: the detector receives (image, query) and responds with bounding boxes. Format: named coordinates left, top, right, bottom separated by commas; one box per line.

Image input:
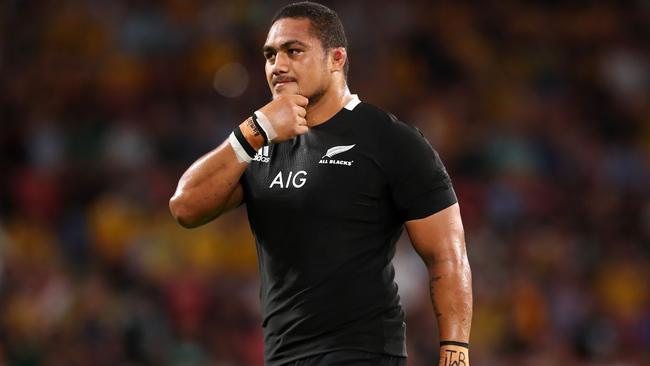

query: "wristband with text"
left=229, top=116, right=266, bottom=163
left=251, top=113, right=268, bottom=145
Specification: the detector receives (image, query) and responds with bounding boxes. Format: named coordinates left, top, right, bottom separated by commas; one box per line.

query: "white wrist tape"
left=254, top=110, right=278, bottom=143
left=228, top=132, right=252, bottom=163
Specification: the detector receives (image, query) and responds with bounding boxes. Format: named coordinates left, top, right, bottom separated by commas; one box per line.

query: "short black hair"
left=271, top=1, right=349, bottom=76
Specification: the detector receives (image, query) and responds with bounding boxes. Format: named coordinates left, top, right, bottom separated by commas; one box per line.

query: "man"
left=170, top=2, right=472, bottom=365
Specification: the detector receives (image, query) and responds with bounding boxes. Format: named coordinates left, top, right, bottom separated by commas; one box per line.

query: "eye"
left=288, top=49, right=303, bottom=55
left=264, top=52, right=276, bottom=61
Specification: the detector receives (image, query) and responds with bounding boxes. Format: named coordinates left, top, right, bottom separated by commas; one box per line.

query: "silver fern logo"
left=319, top=144, right=355, bottom=166
left=322, top=144, right=355, bottom=158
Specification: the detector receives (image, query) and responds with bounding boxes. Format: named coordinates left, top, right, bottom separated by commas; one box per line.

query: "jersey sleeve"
left=379, top=117, right=457, bottom=221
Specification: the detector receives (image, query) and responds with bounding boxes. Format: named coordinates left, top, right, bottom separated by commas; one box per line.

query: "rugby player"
left=170, top=2, right=472, bottom=365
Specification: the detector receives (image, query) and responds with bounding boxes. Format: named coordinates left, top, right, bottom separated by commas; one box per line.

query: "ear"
left=329, top=47, right=347, bottom=73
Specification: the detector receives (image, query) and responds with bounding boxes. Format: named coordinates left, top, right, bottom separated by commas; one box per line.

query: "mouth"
left=272, top=78, right=296, bottom=87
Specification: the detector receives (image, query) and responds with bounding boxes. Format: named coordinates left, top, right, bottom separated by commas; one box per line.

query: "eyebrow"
left=263, top=39, right=309, bottom=54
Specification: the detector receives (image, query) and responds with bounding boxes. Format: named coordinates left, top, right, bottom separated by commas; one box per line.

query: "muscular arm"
left=169, top=95, right=309, bottom=228
left=169, top=141, right=246, bottom=228
left=405, top=203, right=472, bottom=365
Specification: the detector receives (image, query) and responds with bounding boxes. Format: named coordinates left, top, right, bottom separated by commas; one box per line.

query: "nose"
left=272, top=52, right=290, bottom=74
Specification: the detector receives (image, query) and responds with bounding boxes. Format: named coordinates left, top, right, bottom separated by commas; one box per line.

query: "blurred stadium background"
left=1, top=0, right=649, bottom=365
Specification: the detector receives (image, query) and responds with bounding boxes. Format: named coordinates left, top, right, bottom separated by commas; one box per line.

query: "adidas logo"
left=253, top=145, right=270, bottom=163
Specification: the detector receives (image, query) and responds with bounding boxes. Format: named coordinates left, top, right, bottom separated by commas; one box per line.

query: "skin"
left=170, top=16, right=472, bottom=364
left=406, top=203, right=472, bottom=365
left=169, top=18, right=350, bottom=227
left=263, top=18, right=353, bottom=126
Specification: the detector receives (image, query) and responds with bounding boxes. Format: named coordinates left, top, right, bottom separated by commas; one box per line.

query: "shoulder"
left=353, top=102, right=401, bottom=128
left=352, top=101, right=432, bottom=150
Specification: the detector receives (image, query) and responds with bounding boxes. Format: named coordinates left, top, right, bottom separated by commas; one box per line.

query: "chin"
left=273, top=84, right=300, bottom=97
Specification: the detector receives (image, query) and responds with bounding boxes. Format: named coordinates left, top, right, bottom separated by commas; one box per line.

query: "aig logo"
left=269, top=170, right=307, bottom=189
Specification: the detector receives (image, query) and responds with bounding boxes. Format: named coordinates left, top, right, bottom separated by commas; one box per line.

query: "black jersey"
left=240, top=95, right=457, bottom=366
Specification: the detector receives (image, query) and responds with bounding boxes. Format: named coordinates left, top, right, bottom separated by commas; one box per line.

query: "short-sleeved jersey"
left=240, top=95, right=457, bottom=366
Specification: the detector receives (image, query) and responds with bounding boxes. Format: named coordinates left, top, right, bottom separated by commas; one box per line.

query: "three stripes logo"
left=253, top=145, right=270, bottom=163
left=318, top=144, right=355, bottom=166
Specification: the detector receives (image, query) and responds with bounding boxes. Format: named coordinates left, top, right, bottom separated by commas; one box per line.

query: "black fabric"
left=440, top=340, right=469, bottom=349
left=287, top=350, right=407, bottom=366
left=241, top=100, right=457, bottom=366
left=234, top=125, right=257, bottom=158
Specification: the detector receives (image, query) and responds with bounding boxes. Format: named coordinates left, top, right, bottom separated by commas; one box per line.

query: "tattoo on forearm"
left=430, top=275, right=443, bottom=317
left=429, top=275, right=442, bottom=293
left=442, top=349, right=467, bottom=366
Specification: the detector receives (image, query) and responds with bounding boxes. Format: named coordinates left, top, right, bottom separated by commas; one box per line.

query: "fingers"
left=294, top=105, right=306, bottom=118
left=258, top=95, right=309, bottom=142
left=295, top=125, right=309, bottom=135
left=291, top=95, right=309, bottom=107
left=295, top=117, right=308, bottom=135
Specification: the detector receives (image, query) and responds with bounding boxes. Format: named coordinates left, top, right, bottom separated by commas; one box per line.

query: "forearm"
left=170, top=95, right=310, bottom=228
left=169, top=140, right=248, bottom=227
left=429, top=256, right=472, bottom=341
left=429, top=256, right=472, bottom=365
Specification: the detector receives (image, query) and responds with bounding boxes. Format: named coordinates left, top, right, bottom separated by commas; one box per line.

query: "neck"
left=306, top=85, right=353, bottom=127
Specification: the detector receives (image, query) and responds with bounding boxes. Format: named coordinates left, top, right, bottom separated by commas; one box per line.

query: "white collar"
left=343, top=94, right=361, bottom=111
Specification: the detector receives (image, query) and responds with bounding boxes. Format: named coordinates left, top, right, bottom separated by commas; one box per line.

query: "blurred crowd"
left=1, top=0, right=649, bottom=365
